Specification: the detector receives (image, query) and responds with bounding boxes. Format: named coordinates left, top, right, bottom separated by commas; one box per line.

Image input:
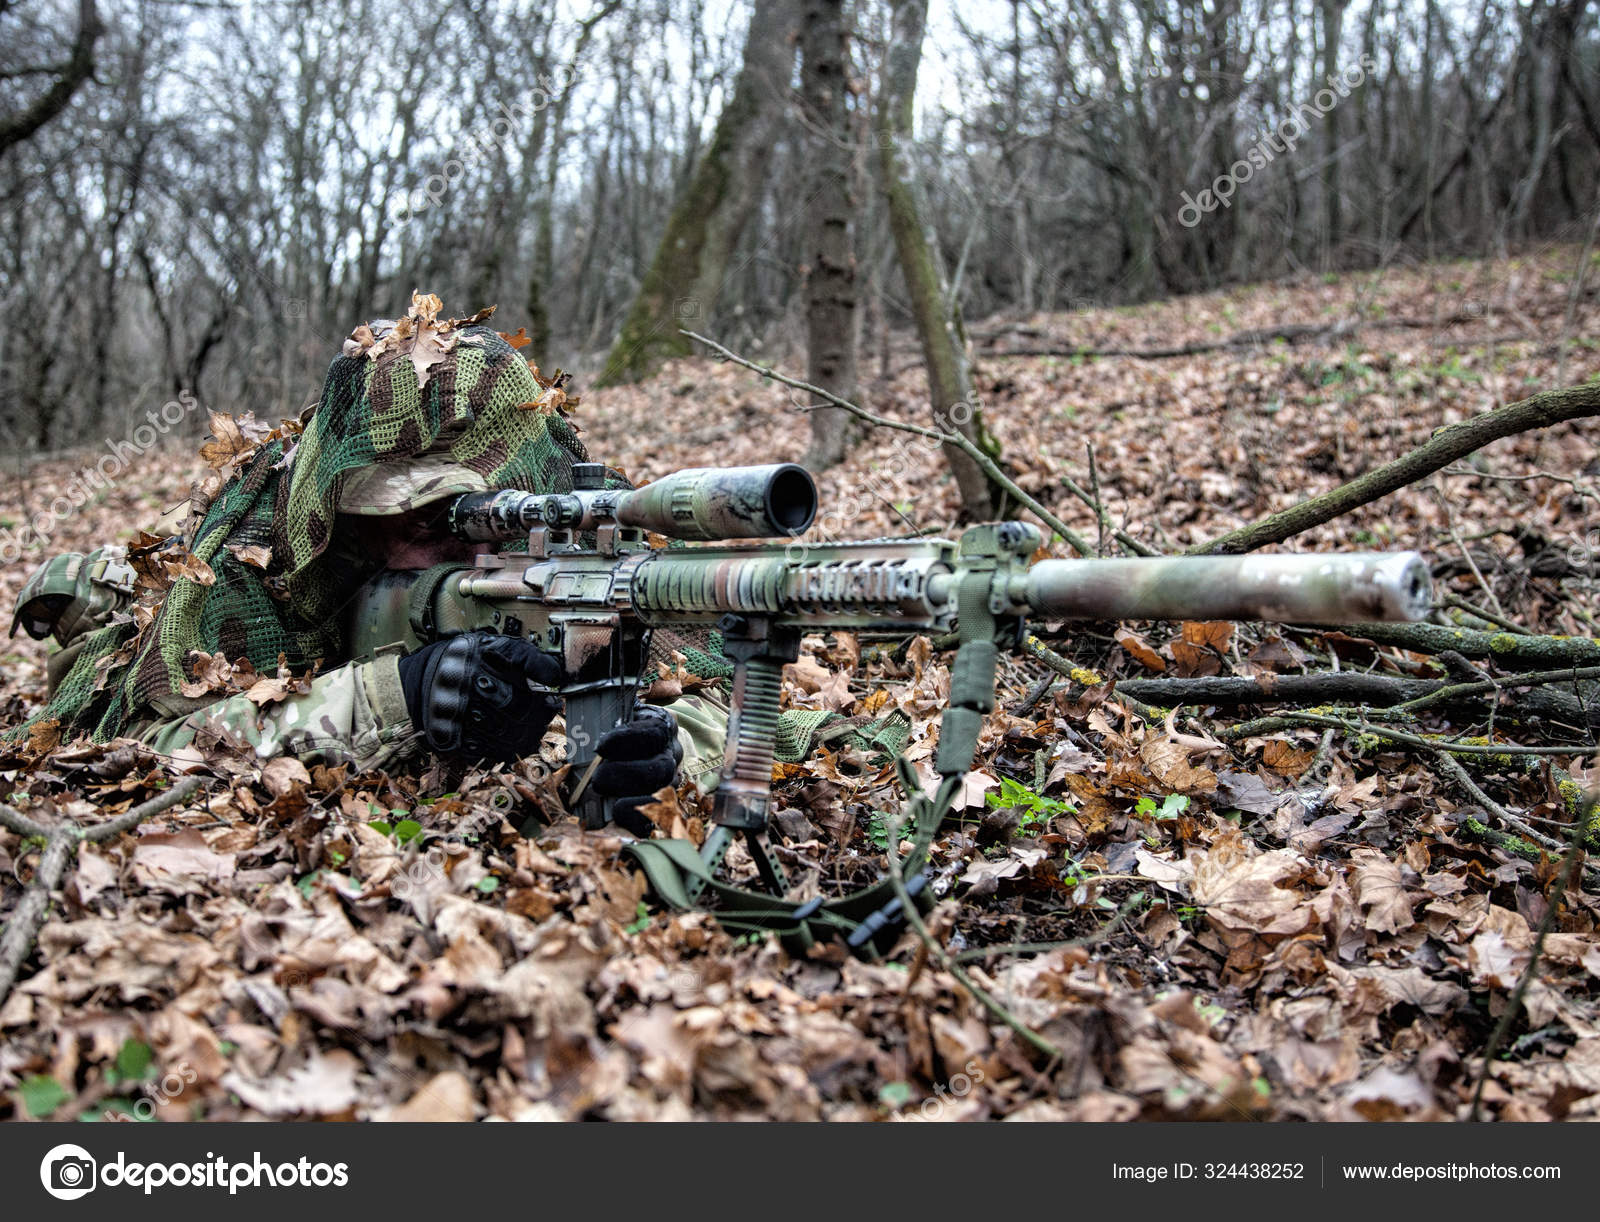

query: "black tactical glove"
left=397, top=632, right=564, bottom=764
left=592, top=705, right=683, bottom=836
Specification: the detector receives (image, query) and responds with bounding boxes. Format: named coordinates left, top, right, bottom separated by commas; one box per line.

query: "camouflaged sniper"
left=13, top=318, right=594, bottom=743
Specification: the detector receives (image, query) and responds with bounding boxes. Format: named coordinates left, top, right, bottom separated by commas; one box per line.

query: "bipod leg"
left=690, top=826, right=732, bottom=903
left=745, top=828, right=788, bottom=895
left=686, top=825, right=790, bottom=900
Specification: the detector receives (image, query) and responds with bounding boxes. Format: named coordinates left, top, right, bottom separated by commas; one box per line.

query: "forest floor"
left=2, top=245, right=1599, bottom=1121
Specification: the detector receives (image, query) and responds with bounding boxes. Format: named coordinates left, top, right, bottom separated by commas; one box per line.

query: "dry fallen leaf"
left=1117, top=628, right=1165, bottom=673
left=376, top=1071, right=476, bottom=1122
left=222, top=1050, right=361, bottom=1117
left=1350, top=849, right=1414, bottom=934
left=1262, top=739, right=1316, bottom=777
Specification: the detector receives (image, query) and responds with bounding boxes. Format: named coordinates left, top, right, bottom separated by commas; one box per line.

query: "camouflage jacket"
left=14, top=545, right=730, bottom=787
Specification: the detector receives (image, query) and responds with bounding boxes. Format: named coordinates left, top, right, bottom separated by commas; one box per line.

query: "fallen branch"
left=1305, top=622, right=1600, bottom=670
left=1113, top=664, right=1600, bottom=728
left=0, top=776, right=204, bottom=1008
left=1190, top=381, right=1600, bottom=555
left=1219, top=708, right=1594, bottom=757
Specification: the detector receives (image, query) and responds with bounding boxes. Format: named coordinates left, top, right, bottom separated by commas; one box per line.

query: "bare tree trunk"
left=526, top=1, right=617, bottom=358
left=876, top=0, right=998, bottom=518
left=799, top=0, right=859, bottom=470
left=1319, top=0, right=1349, bottom=265
left=597, top=0, right=800, bottom=386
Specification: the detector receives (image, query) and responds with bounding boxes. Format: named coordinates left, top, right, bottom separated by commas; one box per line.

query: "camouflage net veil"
left=32, top=301, right=591, bottom=742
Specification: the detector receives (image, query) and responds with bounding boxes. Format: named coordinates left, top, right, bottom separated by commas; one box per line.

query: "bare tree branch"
left=0, top=0, right=102, bottom=158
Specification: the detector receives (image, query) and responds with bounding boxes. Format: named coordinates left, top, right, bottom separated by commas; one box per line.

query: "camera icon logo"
left=40, top=1144, right=97, bottom=1201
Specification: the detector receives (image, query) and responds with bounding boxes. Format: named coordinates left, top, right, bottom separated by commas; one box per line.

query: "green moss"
left=1555, top=776, right=1585, bottom=815
left=1487, top=633, right=1520, bottom=654
left=1463, top=817, right=1540, bottom=861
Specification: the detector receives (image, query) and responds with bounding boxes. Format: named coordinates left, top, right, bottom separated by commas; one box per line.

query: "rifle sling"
left=624, top=757, right=961, bottom=960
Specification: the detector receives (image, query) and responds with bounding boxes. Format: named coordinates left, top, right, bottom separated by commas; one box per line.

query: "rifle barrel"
left=1023, top=551, right=1430, bottom=624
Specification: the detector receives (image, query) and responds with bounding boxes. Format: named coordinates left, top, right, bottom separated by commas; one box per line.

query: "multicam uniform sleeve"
left=131, top=653, right=420, bottom=772
left=670, top=691, right=729, bottom=792
left=11, top=545, right=138, bottom=696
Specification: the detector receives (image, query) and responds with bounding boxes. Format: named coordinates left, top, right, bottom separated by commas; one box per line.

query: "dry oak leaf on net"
left=180, top=651, right=318, bottom=707
left=126, top=531, right=214, bottom=594
left=341, top=291, right=495, bottom=391
left=519, top=361, right=576, bottom=414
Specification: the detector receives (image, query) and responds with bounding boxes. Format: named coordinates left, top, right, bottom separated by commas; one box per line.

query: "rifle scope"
left=446, top=463, right=818, bottom=543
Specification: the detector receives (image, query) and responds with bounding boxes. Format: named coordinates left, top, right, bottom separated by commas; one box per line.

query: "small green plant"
left=1135, top=793, right=1190, bottom=820
left=986, top=776, right=1076, bottom=833
left=624, top=901, right=652, bottom=934
left=109, top=1039, right=153, bottom=1087
left=878, top=1081, right=913, bottom=1109
left=367, top=816, right=422, bottom=845
left=867, top=812, right=893, bottom=851
left=1058, top=856, right=1114, bottom=906
left=19, top=1074, right=68, bottom=1118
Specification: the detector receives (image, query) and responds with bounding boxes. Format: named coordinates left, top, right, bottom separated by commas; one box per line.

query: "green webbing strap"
left=624, top=747, right=966, bottom=959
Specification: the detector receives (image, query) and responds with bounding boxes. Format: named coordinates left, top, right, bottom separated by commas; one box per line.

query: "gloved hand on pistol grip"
left=397, top=632, right=565, bottom=764
left=593, top=705, right=682, bottom=837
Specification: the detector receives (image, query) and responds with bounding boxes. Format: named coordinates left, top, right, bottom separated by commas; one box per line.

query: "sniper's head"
left=277, top=295, right=590, bottom=595
left=333, top=449, right=487, bottom=570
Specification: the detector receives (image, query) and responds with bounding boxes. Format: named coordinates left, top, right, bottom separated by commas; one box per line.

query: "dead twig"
left=1469, top=792, right=1595, bottom=1120
left=879, top=810, right=1063, bottom=1063
left=0, top=776, right=205, bottom=1008
left=681, top=330, right=1099, bottom=558
left=1430, top=749, right=1570, bottom=857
